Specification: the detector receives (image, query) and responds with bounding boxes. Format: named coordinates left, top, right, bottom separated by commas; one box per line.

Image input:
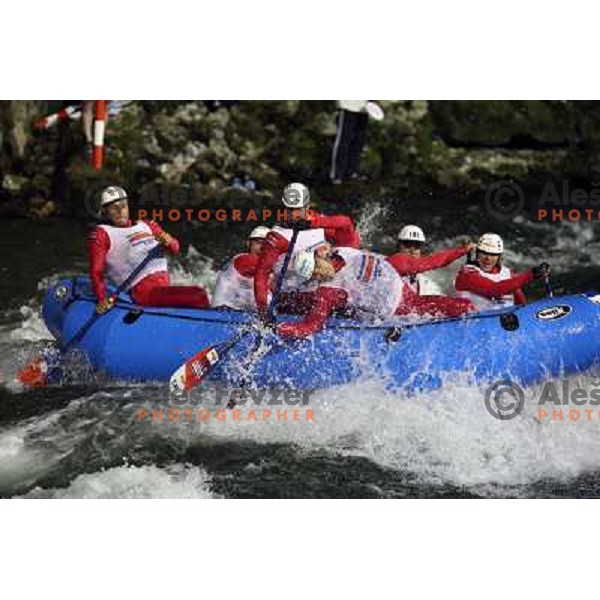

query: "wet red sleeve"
left=88, top=227, right=110, bottom=301
left=513, top=288, right=527, bottom=306
left=232, top=254, right=258, bottom=278
left=277, top=287, right=348, bottom=338
left=398, top=294, right=474, bottom=318
left=386, top=254, right=412, bottom=275
left=254, top=231, right=289, bottom=313
left=455, top=267, right=534, bottom=299
left=387, top=247, right=467, bottom=276
left=311, top=212, right=360, bottom=249
left=145, top=220, right=180, bottom=255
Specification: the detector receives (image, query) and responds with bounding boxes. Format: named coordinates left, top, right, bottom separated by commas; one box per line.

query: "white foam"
left=0, top=302, right=53, bottom=391
left=0, top=391, right=217, bottom=498
left=3, top=212, right=600, bottom=498
left=19, top=464, right=217, bottom=499
left=9, top=304, right=52, bottom=343
left=0, top=416, right=67, bottom=493
left=510, top=217, right=600, bottom=271
left=169, top=250, right=218, bottom=301
left=5, top=370, right=600, bottom=496
left=181, top=375, right=600, bottom=495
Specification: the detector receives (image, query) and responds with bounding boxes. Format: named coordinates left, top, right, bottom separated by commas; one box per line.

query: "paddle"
left=170, top=225, right=301, bottom=393
left=544, top=276, right=554, bottom=298
left=62, top=244, right=163, bottom=353
left=267, top=227, right=299, bottom=322
left=18, top=244, right=163, bottom=388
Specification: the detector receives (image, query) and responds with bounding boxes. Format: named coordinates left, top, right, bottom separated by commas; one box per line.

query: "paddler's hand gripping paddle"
left=170, top=223, right=302, bottom=392
left=17, top=245, right=163, bottom=388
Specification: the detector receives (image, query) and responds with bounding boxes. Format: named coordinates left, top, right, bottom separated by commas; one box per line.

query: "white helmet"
left=477, top=233, right=504, bottom=255
left=282, top=182, right=310, bottom=208
left=294, top=249, right=316, bottom=280
left=398, top=225, right=426, bottom=244
left=248, top=226, right=270, bottom=240
left=100, top=186, right=128, bottom=208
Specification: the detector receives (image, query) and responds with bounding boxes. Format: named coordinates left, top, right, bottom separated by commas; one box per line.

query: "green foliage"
left=5, top=100, right=600, bottom=218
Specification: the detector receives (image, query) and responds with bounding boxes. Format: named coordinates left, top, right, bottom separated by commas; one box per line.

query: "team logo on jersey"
left=357, top=254, right=382, bottom=283
left=535, top=305, right=572, bottom=321
left=128, top=231, right=154, bottom=246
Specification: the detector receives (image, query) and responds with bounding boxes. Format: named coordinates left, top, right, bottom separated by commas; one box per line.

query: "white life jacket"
left=98, top=221, right=167, bottom=290
left=213, top=254, right=269, bottom=311
left=272, top=226, right=327, bottom=292
left=455, top=264, right=514, bottom=310
left=323, top=248, right=403, bottom=320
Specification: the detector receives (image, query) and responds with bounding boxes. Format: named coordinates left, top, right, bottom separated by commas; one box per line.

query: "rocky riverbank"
left=2, top=100, right=600, bottom=218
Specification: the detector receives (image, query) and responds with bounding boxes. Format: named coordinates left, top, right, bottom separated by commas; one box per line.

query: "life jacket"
left=323, top=248, right=403, bottom=320
left=455, top=264, right=514, bottom=310
left=213, top=254, right=269, bottom=311
left=98, top=221, right=167, bottom=290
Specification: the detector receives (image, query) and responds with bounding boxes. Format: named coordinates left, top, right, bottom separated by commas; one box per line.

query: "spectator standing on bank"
left=330, top=101, right=383, bottom=184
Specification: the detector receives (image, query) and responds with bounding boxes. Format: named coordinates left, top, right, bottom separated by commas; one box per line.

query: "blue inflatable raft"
left=42, top=277, right=600, bottom=391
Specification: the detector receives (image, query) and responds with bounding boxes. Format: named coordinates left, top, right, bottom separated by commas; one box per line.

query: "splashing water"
left=20, top=464, right=216, bottom=499
left=2, top=209, right=600, bottom=497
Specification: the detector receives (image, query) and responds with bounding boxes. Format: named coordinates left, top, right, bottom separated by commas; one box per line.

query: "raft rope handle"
left=73, top=295, right=521, bottom=332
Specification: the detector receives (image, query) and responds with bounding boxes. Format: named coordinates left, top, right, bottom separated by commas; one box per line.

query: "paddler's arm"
left=277, top=287, right=347, bottom=338
left=455, top=267, right=535, bottom=299
left=145, top=220, right=180, bottom=254
left=309, top=212, right=361, bottom=249
left=387, top=246, right=471, bottom=276
left=254, top=231, right=289, bottom=316
left=233, top=254, right=259, bottom=277
left=88, top=227, right=110, bottom=302
left=514, top=287, right=527, bottom=306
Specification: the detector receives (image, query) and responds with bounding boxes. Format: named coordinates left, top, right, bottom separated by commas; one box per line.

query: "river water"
left=3, top=195, right=600, bottom=498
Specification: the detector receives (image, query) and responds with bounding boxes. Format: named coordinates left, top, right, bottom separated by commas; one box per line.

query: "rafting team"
left=90, top=183, right=551, bottom=338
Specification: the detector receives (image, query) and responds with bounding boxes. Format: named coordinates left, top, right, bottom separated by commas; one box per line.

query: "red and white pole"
left=92, top=100, right=107, bottom=170
left=33, top=105, right=81, bottom=131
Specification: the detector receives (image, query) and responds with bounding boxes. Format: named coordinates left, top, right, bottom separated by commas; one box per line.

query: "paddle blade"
left=17, top=356, right=49, bottom=388
left=170, top=347, right=220, bottom=392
